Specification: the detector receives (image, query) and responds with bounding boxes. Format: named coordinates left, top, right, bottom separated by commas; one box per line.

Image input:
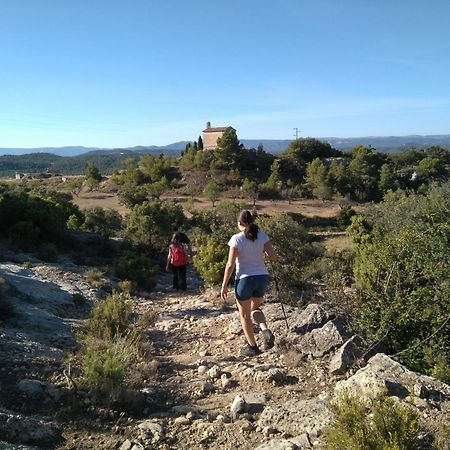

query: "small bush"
left=336, top=204, right=356, bottom=228
left=114, top=250, right=158, bottom=290
left=433, top=420, right=450, bottom=450
left=72, top=292, right=88, bottom=306
left=84, top=268, right=110, bottom=290
left=193, top=230, right=229, bottom=286
left=325, top=391, right=420, bottom=450
left=82, top=291, right=133, bottom=341
left=118, top=280, right=135, bottom=295
left=136, top=309, right=159, bottom=330
left=83, top=346, right=126, bottom=390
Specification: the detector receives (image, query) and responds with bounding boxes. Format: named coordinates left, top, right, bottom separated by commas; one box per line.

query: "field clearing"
left=72, top=191, right=356, bottom=218
left=321, top=233, right=353, bottom=252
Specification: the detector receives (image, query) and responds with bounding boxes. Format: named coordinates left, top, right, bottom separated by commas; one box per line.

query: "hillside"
left=1, top=134, right=450, bottom=158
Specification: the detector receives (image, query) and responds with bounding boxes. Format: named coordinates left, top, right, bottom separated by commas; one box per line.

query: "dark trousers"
left=172, top=264, right=187, bottom=291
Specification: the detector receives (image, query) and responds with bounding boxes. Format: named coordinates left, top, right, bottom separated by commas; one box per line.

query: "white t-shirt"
left=228, top=229, right=270, bottom=279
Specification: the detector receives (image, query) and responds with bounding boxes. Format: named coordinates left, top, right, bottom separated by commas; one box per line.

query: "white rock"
left=207, top=365, right=222, bottom=379
left=230, top=393, right=247, bottom=417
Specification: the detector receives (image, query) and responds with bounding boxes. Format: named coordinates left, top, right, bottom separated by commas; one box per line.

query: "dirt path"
left=130, top=268, right=330, bottom=449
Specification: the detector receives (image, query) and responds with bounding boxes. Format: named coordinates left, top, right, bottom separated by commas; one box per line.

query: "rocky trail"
left=0, top=258, right=449, bottom=450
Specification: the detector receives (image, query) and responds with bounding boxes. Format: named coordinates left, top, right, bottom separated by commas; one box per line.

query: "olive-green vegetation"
left=82, top=207, right=123, bottom=241
left=325, top=391, right=420, bottom=450
left=256, top=213, right=323, bottom=298
left=0, top=187, right=80, bottom=250
left=348, top=183, right=450, bottom=379
left=85, top=162, right=102, bottom=190
left=78, top=291, right=148, bottom=392
left=1, top=133, right=449, bottom=388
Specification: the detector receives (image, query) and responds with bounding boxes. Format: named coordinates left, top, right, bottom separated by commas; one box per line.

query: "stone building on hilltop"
left=202, top=121, right=236, bottom=150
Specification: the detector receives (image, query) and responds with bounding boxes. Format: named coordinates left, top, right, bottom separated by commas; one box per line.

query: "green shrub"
left=125, top=199, right=185, bottom=251
left=67, top=213, right=83, bottom=230
left=114, top=250, right=158, bottom=290
left=433, top=420, right=450, bottom=450
left=348, top=184, right=450, bottom=375
left=0, top=191, right=70, bottom=247
left=82, top=291, right=133, bottom=341
left=82, top=207, right=123, bottom=240
left=325, top=391, right=420, bottom=450
left=72, top=292, right=88, bottom=306
left=336, top=204, right=356, bottom=228
left=194, top=230, right=229, bottom=286
left=257, top=213, right=324, bottom=297
left=83, top=346, right=126, bottom=389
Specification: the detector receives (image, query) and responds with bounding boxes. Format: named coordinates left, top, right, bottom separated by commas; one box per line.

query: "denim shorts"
left=235, top=275, right=269, bottom=301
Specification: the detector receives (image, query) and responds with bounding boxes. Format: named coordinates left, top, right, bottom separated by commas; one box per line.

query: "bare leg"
left=251, top=297, right=275, bottom=350
left=250, top=297, right=268, bottom=331
left=236, top=299, right=257, bottom=346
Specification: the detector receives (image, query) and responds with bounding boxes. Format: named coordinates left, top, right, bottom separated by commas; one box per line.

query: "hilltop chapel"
left=202, top=121, right=236, bottom=150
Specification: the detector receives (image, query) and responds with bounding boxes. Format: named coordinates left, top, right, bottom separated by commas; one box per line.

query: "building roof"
left=203, top=126, right=235, bottom=133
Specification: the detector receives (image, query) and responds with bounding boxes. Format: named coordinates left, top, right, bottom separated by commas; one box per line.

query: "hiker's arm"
left=221, top=246, right=237, bottom=300
left=166, top=248, right=172, bottom=271
left=264, top=241, right=277, bottom=262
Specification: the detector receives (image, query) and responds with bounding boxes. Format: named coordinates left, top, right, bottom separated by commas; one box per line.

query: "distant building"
left=323, top=157, right=350, bottom=167
left=202, top=121, right=236, bottom=150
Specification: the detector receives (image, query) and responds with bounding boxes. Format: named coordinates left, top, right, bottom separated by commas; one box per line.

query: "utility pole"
left=293, top=128, right=301, bottom=140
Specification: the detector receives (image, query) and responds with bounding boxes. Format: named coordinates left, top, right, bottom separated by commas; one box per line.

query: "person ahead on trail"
left=166, top=232, right=188, bottom=292
left=221, top=210, right=277, bottom=357
left=169, top=225, right=192, bottom=257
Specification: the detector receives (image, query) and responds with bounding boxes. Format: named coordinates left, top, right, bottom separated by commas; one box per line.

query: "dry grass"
left=323, top=234, right=353, bottom=252
left=72, top=190, right=347, bottom=218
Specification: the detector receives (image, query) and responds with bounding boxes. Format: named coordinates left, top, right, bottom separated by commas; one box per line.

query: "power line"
left=293, top=127, right=301, bottom=140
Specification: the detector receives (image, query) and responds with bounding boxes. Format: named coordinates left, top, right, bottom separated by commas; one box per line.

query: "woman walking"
left=166, top=232, right=188, bottom=292
left=221, top=210, right=277, bottom=357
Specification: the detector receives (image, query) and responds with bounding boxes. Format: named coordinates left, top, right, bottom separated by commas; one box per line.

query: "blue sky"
left=1, top=0, right=449, bottom=148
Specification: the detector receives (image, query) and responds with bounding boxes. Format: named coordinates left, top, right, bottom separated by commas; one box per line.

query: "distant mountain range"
left=1, top=135, right=449, bottom=157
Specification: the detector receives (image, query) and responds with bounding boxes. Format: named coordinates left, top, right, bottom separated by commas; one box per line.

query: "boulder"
left=257, top=399, right=332, bottom=437
left=264, top=303, right=329, bottom=335
left=254, top=433, right=312, bottom=449
left=301, top=319, right=347, bottom=357
left=335, top=353, right=450, bottom=401
left=329, top=335, right=362, bottom=375
left=17, top=379, right=61, bottom=403
left=0, top=412, right=61, bottom=447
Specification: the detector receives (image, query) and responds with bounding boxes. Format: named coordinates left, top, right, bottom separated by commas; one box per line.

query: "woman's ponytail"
left=238, top=210, right=259, bottom=241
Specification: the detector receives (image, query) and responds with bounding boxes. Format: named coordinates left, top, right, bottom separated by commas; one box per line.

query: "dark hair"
left=171, top=232, right=181, bottom=244
left=238, top=210, right=259, bottom=241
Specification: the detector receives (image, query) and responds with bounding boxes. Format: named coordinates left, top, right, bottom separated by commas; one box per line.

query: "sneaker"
left=240, top=344, right=261, bottom=357
left=262, top=329, right=275, bottom=350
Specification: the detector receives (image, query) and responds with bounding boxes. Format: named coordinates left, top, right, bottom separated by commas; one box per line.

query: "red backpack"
left=171, top=243, right=187, bottom=267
